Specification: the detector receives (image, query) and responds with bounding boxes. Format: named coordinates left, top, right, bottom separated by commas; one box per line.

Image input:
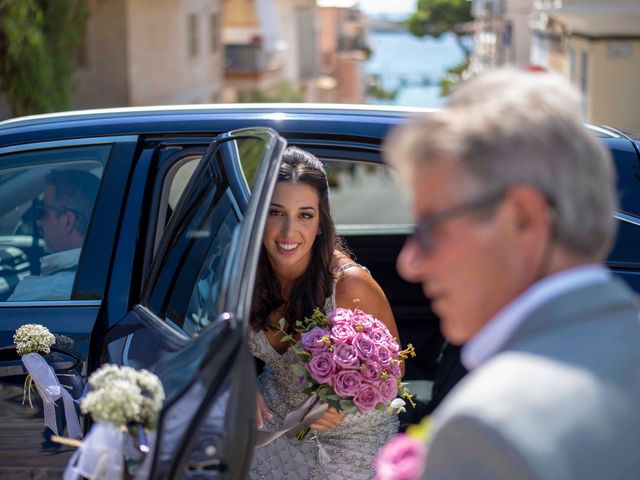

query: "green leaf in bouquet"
left=326, top=394, right=340, bottom=402
left=327, top=398, right=342, bottom=411
left=375, top=403, right=386, bottom=412
left=278, top=317, right=286, bottom=330
left=302, top=385, right=316, bottom=395
left=339, top=399, right=358, bottom=414
left=292, top=363, right=307, bottom=377
left=280, top=335, right=293, bottom=343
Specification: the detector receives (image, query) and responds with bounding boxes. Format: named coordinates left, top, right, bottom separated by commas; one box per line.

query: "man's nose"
left=397, top=237, right=428, bottom=283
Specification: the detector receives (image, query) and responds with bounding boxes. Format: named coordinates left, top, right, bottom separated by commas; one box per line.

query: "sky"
left=317, top=0, right=416, bottom=16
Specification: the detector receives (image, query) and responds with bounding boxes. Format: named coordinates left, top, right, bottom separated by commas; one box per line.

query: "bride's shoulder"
left=329, top=251, right=356, bottom=273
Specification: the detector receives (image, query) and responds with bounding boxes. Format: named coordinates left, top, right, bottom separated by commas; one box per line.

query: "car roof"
left=0, top=104, right=432, bottom=130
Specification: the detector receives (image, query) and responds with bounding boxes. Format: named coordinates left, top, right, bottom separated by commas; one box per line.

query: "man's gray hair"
left=45, top=169, right=100, bottom=236
left=385, top=68, right=617, bottom=260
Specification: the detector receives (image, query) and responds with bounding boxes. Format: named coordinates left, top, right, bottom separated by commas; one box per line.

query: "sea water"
left=366, top=30, right=467, bottom=108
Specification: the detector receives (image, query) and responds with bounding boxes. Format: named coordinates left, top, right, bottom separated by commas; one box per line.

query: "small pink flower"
left=361, top=360, right=382, bottom=382
left=305, top=351, right=336, bottom=385
left=375, top=433, right=427, bottom=480
left=301, top=327, right=329, bottom=354
left=353, top=333, right=376, bottom=360
left=377, top=345, right=392, bottom=365
left=379, top=378, right=398, bottom=402
left=333, top=342, right=360, bottom=369
left=333, top=370, right=362, bottom=397
left=353, top=383, right=380, bottom=412
left=330, top=323, right=356, bottom=344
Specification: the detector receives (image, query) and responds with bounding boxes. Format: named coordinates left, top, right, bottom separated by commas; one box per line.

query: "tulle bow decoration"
left=22, top=352, right=83, bottom=439
left=14, top=324, right=82, bottom=439
left=64, top=364, right=165, bottom=480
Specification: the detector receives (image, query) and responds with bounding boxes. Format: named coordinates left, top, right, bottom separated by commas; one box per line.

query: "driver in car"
left=8, top=170, right=99, bottom=301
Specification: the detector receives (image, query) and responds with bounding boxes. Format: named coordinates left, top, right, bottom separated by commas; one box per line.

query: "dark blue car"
left=0, top=106, right=638, bottom=478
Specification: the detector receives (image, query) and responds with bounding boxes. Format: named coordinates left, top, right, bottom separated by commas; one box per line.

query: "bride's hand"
left=310, top=407, right=346, bottom=430
left=256, top=393, right=272, bottom=429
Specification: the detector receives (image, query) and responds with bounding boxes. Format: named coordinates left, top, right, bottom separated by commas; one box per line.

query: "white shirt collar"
left=461, top=264, right=611, bottom=370
left=40, top=248, right=81, bottom=276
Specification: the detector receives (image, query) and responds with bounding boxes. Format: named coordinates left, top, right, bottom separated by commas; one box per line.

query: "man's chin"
left=439, top=319, right=472, bottom=346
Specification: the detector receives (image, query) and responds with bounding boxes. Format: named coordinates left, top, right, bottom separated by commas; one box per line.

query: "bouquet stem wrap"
left=63, top=421, right=124, bottom=480
left=254, top=393, right=327, bottom=447
left=21, top=352, right=82, bottom=439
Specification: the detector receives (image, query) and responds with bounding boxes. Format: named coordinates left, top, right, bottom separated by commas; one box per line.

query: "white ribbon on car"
left=254, top=393, right=328, bottom=447
left=63, top=422, right=124, bottom=480
left=21, top=352, right=83, bottom=439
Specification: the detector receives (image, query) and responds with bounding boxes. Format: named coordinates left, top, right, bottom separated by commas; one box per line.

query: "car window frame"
left=0, top=135, right=138, bottom=307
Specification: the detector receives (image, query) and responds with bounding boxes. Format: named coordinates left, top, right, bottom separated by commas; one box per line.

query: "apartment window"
left=579, top=50, right=589, bottom=94
left=188, top=14, right=199, bottom=57
left=210, top=12, right=220, bottom=54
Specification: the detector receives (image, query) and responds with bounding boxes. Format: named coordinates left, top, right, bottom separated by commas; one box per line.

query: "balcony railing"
left=225, top=44, right=266, bottom=73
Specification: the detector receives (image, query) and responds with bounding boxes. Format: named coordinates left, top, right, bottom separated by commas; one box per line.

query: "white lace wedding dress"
left=247, top=264, right=398, bottom=479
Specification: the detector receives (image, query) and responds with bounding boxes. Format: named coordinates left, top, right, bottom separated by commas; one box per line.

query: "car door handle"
left=0, top=346, right=79, bottom=379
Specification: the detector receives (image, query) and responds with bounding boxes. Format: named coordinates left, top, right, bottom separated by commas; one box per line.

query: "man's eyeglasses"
left=410, top=190, right=506, bottom=254
left=34, top=201, right=83, bottom=221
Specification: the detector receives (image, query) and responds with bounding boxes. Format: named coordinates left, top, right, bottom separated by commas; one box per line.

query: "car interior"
left=0, top=154, right=105, bottom=301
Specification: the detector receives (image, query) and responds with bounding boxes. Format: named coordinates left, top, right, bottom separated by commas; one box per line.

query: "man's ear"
left=63, top=211, right=78, bottom=232
left=506, top=185, right=552, bottom=236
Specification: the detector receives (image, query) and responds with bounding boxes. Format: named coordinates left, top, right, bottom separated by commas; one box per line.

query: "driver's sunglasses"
left=410, top=190, right=507, bottom=254
left=34, top=200, right=82, bottom=221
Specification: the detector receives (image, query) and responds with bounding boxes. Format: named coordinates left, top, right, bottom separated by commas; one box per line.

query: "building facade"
left=531, top=1, right=640, bottom=130
left=74, top=0, right=224, bottom=108
left=471, top=0, right=535, bottom=73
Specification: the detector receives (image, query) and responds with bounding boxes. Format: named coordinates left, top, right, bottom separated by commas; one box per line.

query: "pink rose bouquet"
left=280, top=307, right=416, bottom=416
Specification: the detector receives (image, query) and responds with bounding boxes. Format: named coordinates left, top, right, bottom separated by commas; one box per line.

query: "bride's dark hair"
left=250, top=146, right=345, bottom=332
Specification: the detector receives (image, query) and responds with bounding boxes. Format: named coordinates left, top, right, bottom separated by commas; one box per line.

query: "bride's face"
left=263, top=181, right=321, bottom=274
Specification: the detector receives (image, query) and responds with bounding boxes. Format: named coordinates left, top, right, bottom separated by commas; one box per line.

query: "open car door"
left=103, top=127, right=286, bottom=479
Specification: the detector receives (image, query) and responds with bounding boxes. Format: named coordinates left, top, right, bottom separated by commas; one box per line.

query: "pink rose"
left=361, top=360, right=382, bottom=382
left=389, top=361, right=403, bottom=380
left=332, top=370, right=362, bottom=397
left=305, top=351, right=336, bottom=385
left=333, top=342, right=360, bottom=369
left=301, top=327, right=329, bottom=354
left=330, top=323, right=356, bottom=344
left=353, top=383, right=380, bottom=412
left=369, top=327, right=389, bottom=345
left=377, top=345, right=392, bottom=365
left=353, top=333, right=376, bottom=360
left=379, top=378, right=398, bottom=402
left=352, top=310, right=375, bottom=331
left=375, top=433, right=427, bottom=480
left=329, top=308, right=352, bottom=324
left=387, top=336, right=400, bottom=355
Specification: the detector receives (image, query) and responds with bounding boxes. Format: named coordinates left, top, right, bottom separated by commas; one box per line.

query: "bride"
left=248, top=147, right=402, bottom=479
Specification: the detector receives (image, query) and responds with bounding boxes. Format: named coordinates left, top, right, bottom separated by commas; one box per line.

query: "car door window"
left=324, top=160, right=413, bottom=232
left=0, top=145, right=109, bottom=302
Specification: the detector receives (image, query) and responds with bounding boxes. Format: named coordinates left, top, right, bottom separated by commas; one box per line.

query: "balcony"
left=225, top=44, right=266, bottom=73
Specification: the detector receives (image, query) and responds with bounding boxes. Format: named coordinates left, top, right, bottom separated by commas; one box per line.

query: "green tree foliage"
left=406, top=0, right=473, bottom=61
left=0, top=0, right=88, bottom=117
left=237, top=81, right=304, bottom=103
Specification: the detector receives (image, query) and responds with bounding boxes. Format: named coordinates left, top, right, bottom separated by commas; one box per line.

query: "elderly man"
left=9, top=170, right=99, bottom=301
left=385, top=69, right=640, bottom=479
